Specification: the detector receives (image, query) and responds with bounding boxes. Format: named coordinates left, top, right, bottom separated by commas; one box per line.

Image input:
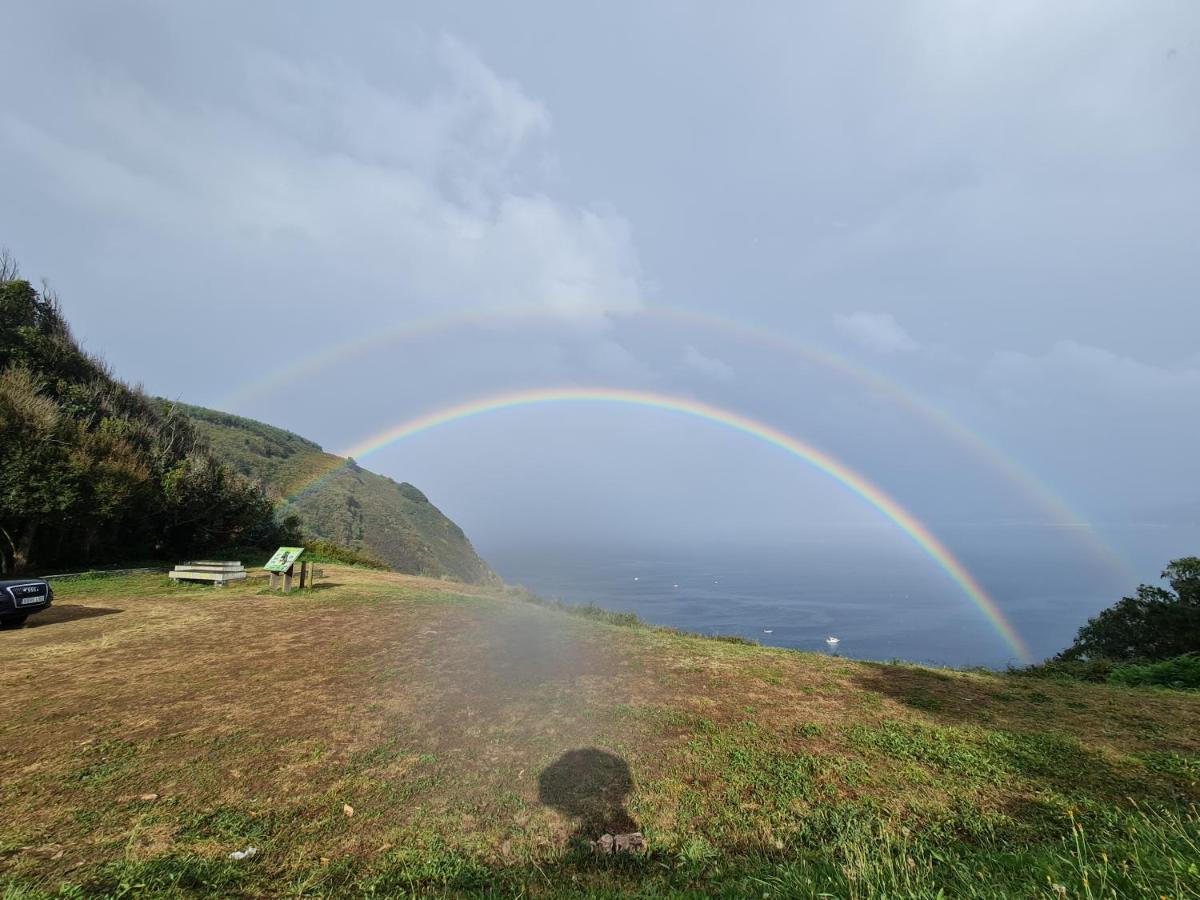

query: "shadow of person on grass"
left=538, top=748, right=637, bottom=848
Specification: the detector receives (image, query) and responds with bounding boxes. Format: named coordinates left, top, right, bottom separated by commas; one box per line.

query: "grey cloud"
left=1, top=27, right=643, bottom=322
left=984, top=341, right=1200, bottom=403
left=682, top=346, right=735, bottom=382
left=834, top=312, right=920, bottom=354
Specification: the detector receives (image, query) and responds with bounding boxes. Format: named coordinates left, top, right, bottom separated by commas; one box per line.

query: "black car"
left=0, top=579, right=53, bottom=629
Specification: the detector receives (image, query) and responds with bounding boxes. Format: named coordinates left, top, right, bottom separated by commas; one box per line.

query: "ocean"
left=486, top=525, right=1200, bottom=669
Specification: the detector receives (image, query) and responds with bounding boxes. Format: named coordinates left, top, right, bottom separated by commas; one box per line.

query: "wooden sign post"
left=265, top=547, right=307, bottom=593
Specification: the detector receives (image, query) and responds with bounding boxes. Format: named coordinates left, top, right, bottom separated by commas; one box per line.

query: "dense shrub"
left=304, top=538, right=390, bottom=570
left=1016, top=657, right=1120, bottom=683
left=1109, top=654, right=1200, bottom=690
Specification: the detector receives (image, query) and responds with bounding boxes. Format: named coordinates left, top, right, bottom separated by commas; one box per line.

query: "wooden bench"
left=168, top=561, right=247, bottom=586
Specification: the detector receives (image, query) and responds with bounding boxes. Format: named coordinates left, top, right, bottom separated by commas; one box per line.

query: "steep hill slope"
left=171, top=402, right=497, bottom=584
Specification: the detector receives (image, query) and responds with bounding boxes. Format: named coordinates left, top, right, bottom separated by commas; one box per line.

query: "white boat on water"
left=825, top=636, right=840, bottom=645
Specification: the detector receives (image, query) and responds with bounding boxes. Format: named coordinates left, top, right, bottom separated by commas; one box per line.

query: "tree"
left=0, top=259, right=280, bottom=572
left=1058, top=557, right=1200, bottom=662
left=0, top=367, right=77, bottom=572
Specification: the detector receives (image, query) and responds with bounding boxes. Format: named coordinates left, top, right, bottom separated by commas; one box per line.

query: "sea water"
left=486, top=525, right=1200, bottom=669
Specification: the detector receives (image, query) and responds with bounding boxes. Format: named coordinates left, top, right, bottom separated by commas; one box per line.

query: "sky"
left=2, top=1, right=1198, bottom=574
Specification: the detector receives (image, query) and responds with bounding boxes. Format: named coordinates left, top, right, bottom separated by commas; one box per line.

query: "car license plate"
left=11, top=585, right=46, bottom=606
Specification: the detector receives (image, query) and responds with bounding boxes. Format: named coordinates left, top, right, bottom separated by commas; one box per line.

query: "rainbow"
left=222, top=303, right=1125, bottom=577
left=283, top=387, right=1033, bottom=663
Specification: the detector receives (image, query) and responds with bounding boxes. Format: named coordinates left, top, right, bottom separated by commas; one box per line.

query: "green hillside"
left=172, top=402, right=497, bottom=585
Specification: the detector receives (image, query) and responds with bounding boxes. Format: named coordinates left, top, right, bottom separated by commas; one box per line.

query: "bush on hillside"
left=1057, top=557, right=1200, bottom=663
left=1108, top=653, right=1200, bottom=690
left=0, top=255, right=283, bottom=574
left=1015, top=656, right=1120, bottom=684
left=303, top=538, right=390, bottom=570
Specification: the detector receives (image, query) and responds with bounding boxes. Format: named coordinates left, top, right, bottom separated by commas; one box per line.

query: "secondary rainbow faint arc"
left=223, top=303, right=1124, bottom=577
left=283, top=387, right=1033, bottom=663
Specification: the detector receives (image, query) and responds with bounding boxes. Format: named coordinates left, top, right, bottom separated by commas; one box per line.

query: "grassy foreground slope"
left=1, top=572, right=1198, bottom=898
left=171, top=402, right=497, bottom=585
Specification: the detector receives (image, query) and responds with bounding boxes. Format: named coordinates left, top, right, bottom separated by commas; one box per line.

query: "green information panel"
left=265, top=546, right=305, bottom=573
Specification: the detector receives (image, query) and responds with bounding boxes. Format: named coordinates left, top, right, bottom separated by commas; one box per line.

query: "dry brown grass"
left=1, top=568, right=1197, bottom=897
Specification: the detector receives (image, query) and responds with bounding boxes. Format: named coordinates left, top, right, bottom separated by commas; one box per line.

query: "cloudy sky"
left=3, top=1, right=1197, bottom=571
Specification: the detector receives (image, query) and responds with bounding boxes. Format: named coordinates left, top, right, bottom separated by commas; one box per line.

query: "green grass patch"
left=1138, top=751, right=1200, bottom=784
left=67, top=739, right=138, bottom=786
left=902, top=692, right=944, bottom=712
left=174, top=806, right=281, bottom=845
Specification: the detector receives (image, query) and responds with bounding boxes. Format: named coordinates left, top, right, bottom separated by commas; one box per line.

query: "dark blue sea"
left=485, top=525, right=1200, bottom=669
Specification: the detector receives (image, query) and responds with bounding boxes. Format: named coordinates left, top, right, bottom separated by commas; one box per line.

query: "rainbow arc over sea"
left=224, top=303, right=1125, bottom=579
left=282, top=387, right=1033, bottom=663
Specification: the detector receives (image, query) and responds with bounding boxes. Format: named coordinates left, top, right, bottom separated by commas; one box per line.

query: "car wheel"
left=0, top=615, right=28, bottom=630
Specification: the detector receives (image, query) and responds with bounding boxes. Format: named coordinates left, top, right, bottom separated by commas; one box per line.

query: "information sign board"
left=264, top=547, right=305, bottom=573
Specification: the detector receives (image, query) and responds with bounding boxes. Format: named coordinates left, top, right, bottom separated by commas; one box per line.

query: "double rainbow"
left=283, top=387, right=1033, bottom=663
left=224, top=303, right=1124, bottom=578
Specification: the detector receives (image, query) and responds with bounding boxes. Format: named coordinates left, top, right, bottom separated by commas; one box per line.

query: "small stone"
left=593, top=832, right=647, bottom=854
left=343, top=803, right=354, bottom=817
left=139, top=793, right=159, bottom=802
left=612, top=832, right=647, bottom=854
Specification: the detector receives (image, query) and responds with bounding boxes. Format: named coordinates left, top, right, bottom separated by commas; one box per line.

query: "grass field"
left=1, top=568, right=1198, bottom=898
